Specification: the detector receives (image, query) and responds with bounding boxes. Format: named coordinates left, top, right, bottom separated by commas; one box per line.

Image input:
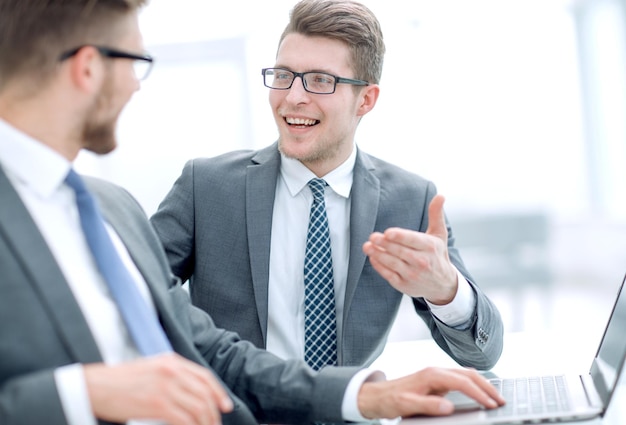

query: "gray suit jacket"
left=151, top=144, right=504, bottom=369
left=0, top=167, right=359, bottom=425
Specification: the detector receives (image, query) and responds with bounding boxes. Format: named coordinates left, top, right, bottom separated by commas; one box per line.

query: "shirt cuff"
left=426, top=269, right=476, bottom=328
left=342, top=368, right=387, bottom=422
left=54, top=364, right=97, bottom=425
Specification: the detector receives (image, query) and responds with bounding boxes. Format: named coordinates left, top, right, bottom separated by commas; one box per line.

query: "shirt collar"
left=280, top=144, right=357, bottom=199
left=0, top=118, right=72, bottom=199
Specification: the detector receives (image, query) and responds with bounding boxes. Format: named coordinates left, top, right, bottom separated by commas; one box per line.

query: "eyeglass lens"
left=133, top=60, right=152, bottom=81
left=264, top=69, right=336, bottom=94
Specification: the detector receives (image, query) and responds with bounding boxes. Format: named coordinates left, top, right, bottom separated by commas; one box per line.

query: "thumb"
left=426, top=194, right=448, bottom=241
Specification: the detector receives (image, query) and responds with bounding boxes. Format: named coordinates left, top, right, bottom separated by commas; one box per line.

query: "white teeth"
left=286, top=117, right=317, bottom=126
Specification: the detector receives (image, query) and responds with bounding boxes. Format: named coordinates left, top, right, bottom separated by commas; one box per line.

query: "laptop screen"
left=590, top=273, right=626, bottom=406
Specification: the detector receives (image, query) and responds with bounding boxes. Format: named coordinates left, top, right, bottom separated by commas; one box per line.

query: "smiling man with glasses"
left=152, top=0, right=505, bottom=382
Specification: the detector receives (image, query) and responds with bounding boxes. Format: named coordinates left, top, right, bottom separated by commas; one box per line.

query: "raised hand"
left=362, top=194, right=458, bottom=304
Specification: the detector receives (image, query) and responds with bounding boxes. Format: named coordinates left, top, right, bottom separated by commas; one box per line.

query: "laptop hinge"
left=581, top=374, right=604, bottom=410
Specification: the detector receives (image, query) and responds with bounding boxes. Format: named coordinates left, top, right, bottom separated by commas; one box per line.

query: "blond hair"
left=279, top=0, right=385, bottom=84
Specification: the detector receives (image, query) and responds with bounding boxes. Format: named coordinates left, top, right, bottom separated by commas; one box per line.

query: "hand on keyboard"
left=358, top=367, right=506, bottom=419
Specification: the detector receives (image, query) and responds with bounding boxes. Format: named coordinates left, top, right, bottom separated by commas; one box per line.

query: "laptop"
left=400, top=273, right=626, bottom=425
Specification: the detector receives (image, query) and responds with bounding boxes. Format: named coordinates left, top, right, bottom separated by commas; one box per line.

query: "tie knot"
left=64, top=168, right=87, bottom=195
left=308, top=178, right=327, bottom=202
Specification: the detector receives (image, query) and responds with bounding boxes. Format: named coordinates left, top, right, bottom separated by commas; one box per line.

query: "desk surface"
left=371, top=331, right=626, bottom=424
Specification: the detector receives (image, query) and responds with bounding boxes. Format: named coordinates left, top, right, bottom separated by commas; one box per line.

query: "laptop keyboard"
left=487, top=375, right=572, bottom=418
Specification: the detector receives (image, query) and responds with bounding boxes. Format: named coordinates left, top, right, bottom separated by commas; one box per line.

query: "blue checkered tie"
left=65, top=169, right=172, bottom=356
left=304, top=178, right=337, bottom=371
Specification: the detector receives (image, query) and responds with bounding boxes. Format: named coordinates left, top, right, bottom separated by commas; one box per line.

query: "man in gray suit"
left=151, top=0, right=504, bottom=371
left=0, top=0, right=505, bottom=424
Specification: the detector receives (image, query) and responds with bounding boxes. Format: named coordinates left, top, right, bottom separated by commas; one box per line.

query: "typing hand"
left=84, top=353, right=233, bottom=425
left=362, top=194, right=458, bottom=305
left=357, top=367, right=505, bottom=419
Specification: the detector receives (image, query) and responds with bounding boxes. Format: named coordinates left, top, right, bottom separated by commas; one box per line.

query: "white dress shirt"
left=0, top=119, right=162, bottom=425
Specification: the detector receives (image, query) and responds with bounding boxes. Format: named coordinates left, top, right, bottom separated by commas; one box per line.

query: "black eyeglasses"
left=262, top=67, right=369, bottom=95
left=59, top=45, right=154, bottom=81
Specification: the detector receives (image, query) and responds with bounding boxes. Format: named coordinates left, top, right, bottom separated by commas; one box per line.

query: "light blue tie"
left=304, top=178, right=337, bottom=371
left=65, top=169, right=172, bottom=356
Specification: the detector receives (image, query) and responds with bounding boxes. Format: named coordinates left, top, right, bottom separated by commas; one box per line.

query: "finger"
left=147, top=356, right=217, bottom=425
left=154, top=356, right=232, bottom=425
left=362, top=234, right=387, bottom=255
left=363, top=234, right=409, bottom=278
left=158, top=405, right=199, bottom=425
left=444, top=370, right=502, bottom=408
left=462, top=371, right=506, bottom=405
left=376, top=227, right=439, bottom=257
left=365, top=236, right=428, bottom=294
left=368, top=229, right=428, bottom=265
left=403, top=394, right=455, bottom=417
left=367, top=253, right=399, bottom=281
left=181, top=360, right=234, bottom=413
left=425, top=194, right=448, bottom=242
left=367, top=244, right=417, bottom=288
left=169, top=376, right=221, bottom=425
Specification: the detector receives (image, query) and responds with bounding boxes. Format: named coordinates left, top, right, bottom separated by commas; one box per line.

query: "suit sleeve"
left=167, top=283, right=360, bottom=424
left=150, top=159, right=197, bottom=283
left=0, top=369, right=69, bottom=425
left=412, top=280, right=504, bottom=370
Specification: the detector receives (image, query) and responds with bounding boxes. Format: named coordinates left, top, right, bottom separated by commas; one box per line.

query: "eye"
left=275, top=71, right=293, bottom=80
left=310, top=73, right=334, bottom=84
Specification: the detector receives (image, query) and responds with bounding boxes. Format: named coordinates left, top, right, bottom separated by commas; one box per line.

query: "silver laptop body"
left=400, top=273, right=626, bottom=425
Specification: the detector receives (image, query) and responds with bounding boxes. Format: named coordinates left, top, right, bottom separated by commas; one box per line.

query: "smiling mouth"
left=285, top=117, right=319, bottom=127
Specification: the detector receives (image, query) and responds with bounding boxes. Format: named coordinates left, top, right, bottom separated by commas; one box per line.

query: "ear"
left=66, top=46, right=104, bottom=94
left=356, top=84, right=380, bottom=117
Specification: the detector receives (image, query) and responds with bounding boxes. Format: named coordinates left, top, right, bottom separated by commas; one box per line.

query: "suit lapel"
left=245, top=144, right=281, bottom=344
left=343, top=151, right=380, bottom=327
left=0, top=169, right=102, bottom=363
left=236, top=147, right=383, bottom=350
left=92, top=182, right=202, bottom=360
left=96, top=190, right=165, bottom=300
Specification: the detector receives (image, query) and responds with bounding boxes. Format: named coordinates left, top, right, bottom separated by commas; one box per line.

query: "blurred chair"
left=450, top=212, right=553, bottom=331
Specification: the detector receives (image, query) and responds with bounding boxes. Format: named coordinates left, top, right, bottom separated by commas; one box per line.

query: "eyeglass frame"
left=261, top=67, right=369, bottom=95
left=59, top=45, right=154, bottom=81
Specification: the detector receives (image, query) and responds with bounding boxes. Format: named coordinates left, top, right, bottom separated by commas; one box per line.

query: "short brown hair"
left=0, top=0, right=147, bottom=91
left=278, top=0, right=385, bottom=84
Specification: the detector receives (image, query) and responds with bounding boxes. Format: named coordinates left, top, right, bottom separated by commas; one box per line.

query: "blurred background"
left=76, top=0, right=626, bottom=344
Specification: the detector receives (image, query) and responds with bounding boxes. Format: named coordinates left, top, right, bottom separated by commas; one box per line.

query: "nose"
left=132, top=72, right=142, bottom=91
left=284, top=75, right=310, bottom=103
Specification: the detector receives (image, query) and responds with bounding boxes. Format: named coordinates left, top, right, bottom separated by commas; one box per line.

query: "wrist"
left=427, top=271, right=458, bottom=305
left=358, top=381, right=383, bottom=419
